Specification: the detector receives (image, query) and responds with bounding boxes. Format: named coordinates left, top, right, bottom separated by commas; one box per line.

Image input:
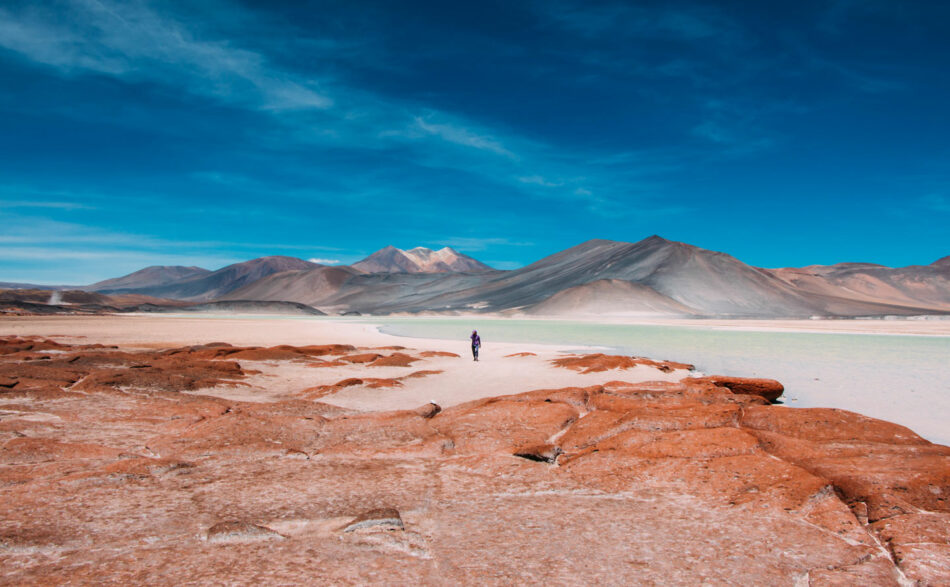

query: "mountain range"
left=6, top=238, right=949, bottom=318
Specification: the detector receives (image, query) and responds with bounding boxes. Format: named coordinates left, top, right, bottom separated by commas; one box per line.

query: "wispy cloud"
left=0, top=245, right=230, bottom=263
left=308, top=257, right=341, bottom=265
left=518, top=175, right=562, bottom=187
left=0, top=0, right=331, bottom=111
left=0, top=246, right=241, bottom=284
left=0, top=199, right=93, bottom=210
left=413, top=117, right=517, bottom=159
left=0, top=1, right=692, bottom=221
left=0, top=211, right=341, bottom=252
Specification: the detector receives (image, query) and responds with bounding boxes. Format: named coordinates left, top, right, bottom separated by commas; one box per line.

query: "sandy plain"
left=2, top=314, right=949, bottom=584
left=0, top=315, right=686, bottom=412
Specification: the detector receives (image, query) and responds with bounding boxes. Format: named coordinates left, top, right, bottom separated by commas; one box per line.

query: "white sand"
left=0, top=315, right=688, bottom=411
left=4, top=314, right=947, bottom=447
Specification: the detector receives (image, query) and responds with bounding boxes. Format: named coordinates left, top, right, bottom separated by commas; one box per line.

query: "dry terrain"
left=0, top=316, right=948, bottom=585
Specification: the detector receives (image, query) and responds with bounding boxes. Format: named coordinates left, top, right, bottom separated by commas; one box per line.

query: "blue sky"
left=1, top=0, right=948, bottom=284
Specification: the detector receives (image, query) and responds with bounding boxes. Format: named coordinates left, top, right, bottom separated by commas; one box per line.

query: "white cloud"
left=414, top=117, right=517, bottom=159
left=0, top=1, right=331, bottom=111
left=0, top=199, right=92, bottom=210
left=518, top=175, right=562, bottom=187
left=308, top=258, right=341, bottom=265
left=0, top=1, right=691, bottom=221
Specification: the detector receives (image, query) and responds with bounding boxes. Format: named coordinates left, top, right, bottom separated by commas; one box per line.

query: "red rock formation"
left=367, top=352, right=420, bottom=367
left=341, top=353, right=381, bottom=364
left=685, top=375, right=785, bottom=402
left=552, top=352, right=694, bottom=374
left=1, top=336, right=947, bottom=584
left=167, top=343, right=357, bottom=362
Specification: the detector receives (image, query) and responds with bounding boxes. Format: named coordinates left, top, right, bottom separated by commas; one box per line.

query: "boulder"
left=685, top=376, right=784, bottom=402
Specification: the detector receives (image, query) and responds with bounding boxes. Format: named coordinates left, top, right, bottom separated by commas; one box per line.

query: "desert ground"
left=1, top=315, right=948, bottom=584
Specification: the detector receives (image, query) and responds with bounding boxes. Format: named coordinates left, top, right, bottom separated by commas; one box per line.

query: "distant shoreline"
left=369, top=313, right=950, bottom=338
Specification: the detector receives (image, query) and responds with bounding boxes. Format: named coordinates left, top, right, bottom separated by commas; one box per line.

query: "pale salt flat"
left=377, top=316, right=950, bottom=446
left=2, top=314, right=947, bottom=446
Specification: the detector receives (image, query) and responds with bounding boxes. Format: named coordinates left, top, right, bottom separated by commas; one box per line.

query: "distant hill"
left=352, top=246, right=494, bottom=274
left=767, top=257, right=950, bottom=312
left=523, top=279, right=698, bottom=316
left=264, top=236, right=948, bottom=317
left=455, top=236, right=821, bottom=317
left=131, top=300, right=326, bottom=316
left=12, top=238, right=947, bottom=318
left=102, top=256, right=319, bottom=301
left=220, top=266, right=363, bottom=306
left=215, top=236, right=822, bottom=316
left=0, top=289, right=189, bottom=316
left=0, top=288, right=113, bottom=306
left=88, top=265, right=210, bottom=293
left=221, top=267, right=487, bottom=315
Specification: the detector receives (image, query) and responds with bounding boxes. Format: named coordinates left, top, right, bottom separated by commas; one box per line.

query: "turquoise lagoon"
left=370, top=317, right=950, bottom=446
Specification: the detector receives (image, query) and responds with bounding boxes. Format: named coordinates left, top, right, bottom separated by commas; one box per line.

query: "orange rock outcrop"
left=552, top=352, right=694, bottom=373
left=1, top=337, right=947, bottom=584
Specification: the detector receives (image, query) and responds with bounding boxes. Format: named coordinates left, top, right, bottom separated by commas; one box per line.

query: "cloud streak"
left=0, top=0, right=331, bottom=111
left=0, top=199, right=93, bottom=210
left=413, top=117, right=518, bottom=159
left=0, top=0, right=696, bottom=219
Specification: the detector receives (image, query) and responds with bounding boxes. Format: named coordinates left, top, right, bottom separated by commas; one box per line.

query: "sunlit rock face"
left=1, top=337, right=948, bottom=584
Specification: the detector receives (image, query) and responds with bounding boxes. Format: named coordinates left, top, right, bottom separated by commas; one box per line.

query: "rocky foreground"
left=1, top=336, right=948, bottom=585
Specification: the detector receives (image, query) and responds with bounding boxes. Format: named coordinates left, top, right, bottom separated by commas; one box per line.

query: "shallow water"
left=373, top=317, right=950, bottom=446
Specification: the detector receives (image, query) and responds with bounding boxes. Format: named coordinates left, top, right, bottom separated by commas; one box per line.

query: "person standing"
left=470, top=330, right=481, bottom=361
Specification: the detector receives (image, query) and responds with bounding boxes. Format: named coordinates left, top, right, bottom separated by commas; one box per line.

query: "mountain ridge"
left=352, top=246, right=494, bottom=274
left=101, top=256, right=319, bottom=301
left=207, top=236, right=949, bottom=317
left=88, top=265, right=211, bottom=293
left=14, top=237, right=948, bottom=318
